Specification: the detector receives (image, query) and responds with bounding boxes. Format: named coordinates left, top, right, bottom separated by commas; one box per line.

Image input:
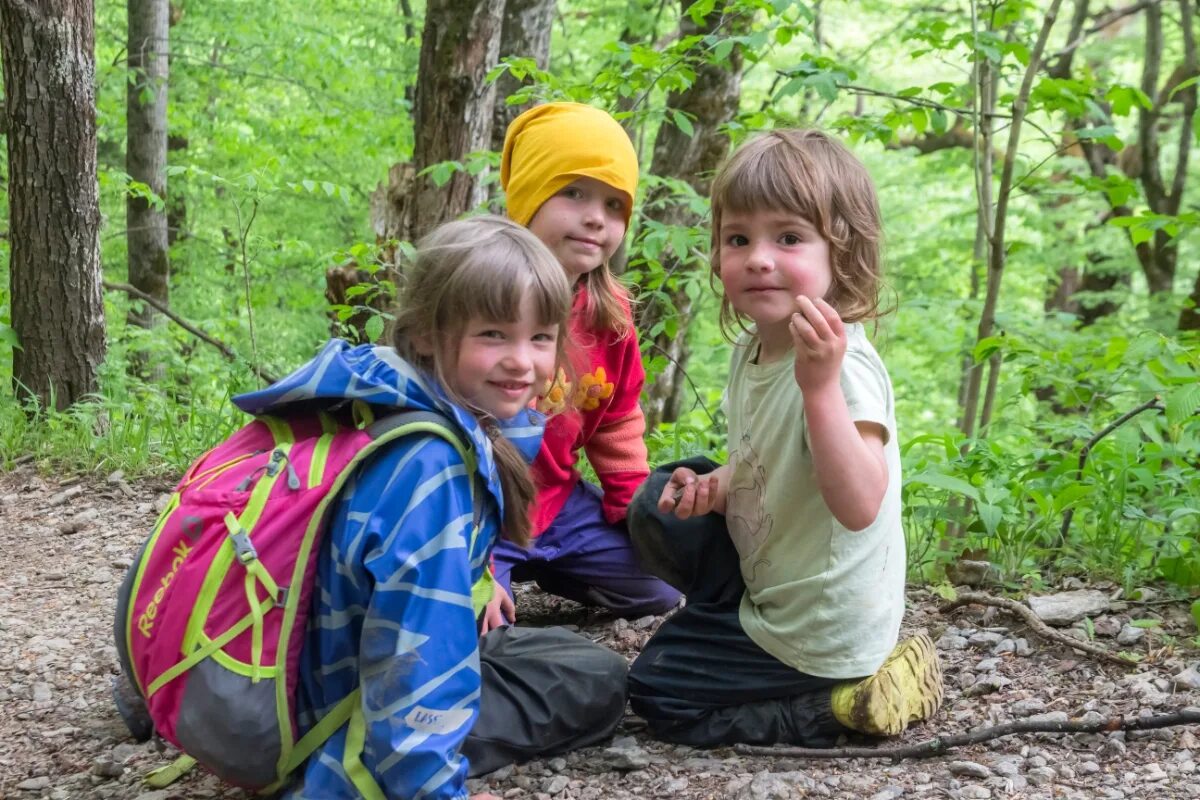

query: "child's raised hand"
left=658, top=467, right=721, bottom=519
left=789, top=295, right=847, bottom=393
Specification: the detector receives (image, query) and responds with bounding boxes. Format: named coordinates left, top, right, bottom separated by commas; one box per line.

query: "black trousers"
left=463, top=625, right=627, bottom=776
left=626, top=457, right=849, bottom=748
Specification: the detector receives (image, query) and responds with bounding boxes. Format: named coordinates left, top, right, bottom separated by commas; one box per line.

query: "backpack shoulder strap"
left=365, top=409, right=489, bottom=529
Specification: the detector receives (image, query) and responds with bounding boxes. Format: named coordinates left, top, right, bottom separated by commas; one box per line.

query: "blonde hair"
left=391, top=215, right=573, bottom=546
left=579, top=259, right=634, bottom=336
left=710, top=129, right=886, bottom=340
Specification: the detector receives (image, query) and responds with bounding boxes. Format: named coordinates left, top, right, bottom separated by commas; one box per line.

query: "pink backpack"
left=114, top=407, right=478, bottom=791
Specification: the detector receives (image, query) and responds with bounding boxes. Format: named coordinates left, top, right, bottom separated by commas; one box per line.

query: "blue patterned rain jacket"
left=234, top=340, right=543, bottom=800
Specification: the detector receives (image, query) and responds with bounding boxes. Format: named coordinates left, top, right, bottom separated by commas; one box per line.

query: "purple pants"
left=492, top=482, right=682, bottom=618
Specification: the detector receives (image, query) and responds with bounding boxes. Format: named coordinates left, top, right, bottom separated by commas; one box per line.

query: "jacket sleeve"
left=348, top=435, right=482, bottom=800
left=584, top=325, right=650, bottom=524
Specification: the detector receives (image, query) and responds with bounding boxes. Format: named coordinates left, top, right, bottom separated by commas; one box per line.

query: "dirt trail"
left=2, top=465, right=1199, bottom=800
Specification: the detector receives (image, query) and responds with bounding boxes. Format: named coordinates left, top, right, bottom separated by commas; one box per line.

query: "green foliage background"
left=0, top=0, right=1197, bottom=600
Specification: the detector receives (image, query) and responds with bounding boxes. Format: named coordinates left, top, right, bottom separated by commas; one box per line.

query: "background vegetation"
left=1, top=0, right=1197, bottom=609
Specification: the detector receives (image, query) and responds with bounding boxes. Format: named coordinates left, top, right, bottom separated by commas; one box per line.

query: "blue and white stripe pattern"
left=235, top=340, right=544, bottom=800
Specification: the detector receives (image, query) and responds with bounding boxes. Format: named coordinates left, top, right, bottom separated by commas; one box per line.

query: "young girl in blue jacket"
left=235, top=216, right=628, bottom=799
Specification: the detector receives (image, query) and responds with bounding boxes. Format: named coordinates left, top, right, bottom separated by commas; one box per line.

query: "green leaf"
left=672, top=109, right=694, bottom=137
left=1191, top=600, right=1200, bottom=632
left=0, top=323, right=20, bottom=350
left=907, top=471, right=980, bottom=502
left=977, top=502, right=1002, bottom=537
left=1052, top=483, right=1094, bottom=513
left=1168, top=75, right=1200, bottom=102
left=972, top=336, right=1005, bottom=362
left=1129, top=618, right=1162, bottom=629
left=1165, top=383, right=1200, bottom=426
left=364, top=315, right=385, bottom=343
left=932, top=582, right=958, bottom=602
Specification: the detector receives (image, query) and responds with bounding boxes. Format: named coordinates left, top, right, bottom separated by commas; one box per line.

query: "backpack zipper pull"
left=284, top=458, right=300, bottom=490
left=265, top=449, right=285, bottom=477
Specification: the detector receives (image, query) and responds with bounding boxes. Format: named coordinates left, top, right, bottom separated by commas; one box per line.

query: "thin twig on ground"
left=103, top=281, right=279, bottom=385
left=942, top=591, right=1140, bottom=667
left=734, top=708, right=1200, bottom=761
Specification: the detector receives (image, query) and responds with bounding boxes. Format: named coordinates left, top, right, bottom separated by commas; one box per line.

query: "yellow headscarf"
left=500, top=102, right=639, bottom=227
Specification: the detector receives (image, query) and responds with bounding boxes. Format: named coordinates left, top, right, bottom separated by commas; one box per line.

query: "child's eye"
left=532, top=331, right=557, bottom=344
left=561, top=186, right=583, bottom=200
left=475, top=329, right=504, bottom=339
left=725, top=234, right=749, bottom=247
left=606, top=197, right=625, bottom=213
left=780, top=233, right=803, bottom=245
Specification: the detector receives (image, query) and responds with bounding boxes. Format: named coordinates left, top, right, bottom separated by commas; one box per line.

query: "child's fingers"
left=812, top=296, right=845, bottom=336
left=658, top=468, right=696, bottom=512
left=789, top=311, right=818, bottom=350
left=795, top=295, right=834, bottom=340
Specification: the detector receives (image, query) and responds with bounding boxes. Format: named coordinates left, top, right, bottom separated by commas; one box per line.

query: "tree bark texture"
left=639, top=0, right=746, bottom=428
left=370, top=0, right=504, bottom=244
left=490, top=0, right=555, bottom=153
left=127, top=0, right=171, bottom=330
left=0, top=0, right=106, bottom=410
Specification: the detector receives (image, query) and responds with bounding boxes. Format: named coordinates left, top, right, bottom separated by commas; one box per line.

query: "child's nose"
left=747, top=242, right=773, bottom=270
left=502, top=344, right=534, bottom=371
left=581, top=199, right=604, bottom=225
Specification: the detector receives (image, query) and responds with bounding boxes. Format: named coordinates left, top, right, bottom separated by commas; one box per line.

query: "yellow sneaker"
left=831, top=632, right=944, bottom=736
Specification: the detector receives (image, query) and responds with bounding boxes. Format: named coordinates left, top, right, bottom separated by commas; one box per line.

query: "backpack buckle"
left=231, top=531, right=258, bottom=564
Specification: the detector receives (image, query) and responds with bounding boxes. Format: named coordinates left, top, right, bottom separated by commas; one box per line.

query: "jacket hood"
left=233, top=339, right=545, bottom=520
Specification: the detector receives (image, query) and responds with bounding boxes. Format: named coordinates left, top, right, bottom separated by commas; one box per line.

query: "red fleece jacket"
left=531, top=288, right=649, bottom=536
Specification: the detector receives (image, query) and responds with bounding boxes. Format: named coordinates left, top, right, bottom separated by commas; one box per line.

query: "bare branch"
left=102, top=281, right=278, bottom=385
left=943, top=591, right=1140, bottom=667
left=734, top=709, right=1200, bottom=761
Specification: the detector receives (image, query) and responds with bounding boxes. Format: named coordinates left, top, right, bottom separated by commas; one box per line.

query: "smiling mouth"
left=568, top=237, right=602, bottom=248
left=490, top=380, right=531, bottom=395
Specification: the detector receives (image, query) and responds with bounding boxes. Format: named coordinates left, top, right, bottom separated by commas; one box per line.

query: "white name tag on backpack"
left=404, top=706, right=473, bottom=735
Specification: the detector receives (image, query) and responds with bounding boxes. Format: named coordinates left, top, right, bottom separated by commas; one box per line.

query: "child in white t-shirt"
left=627, top=129, right=943, bottom=746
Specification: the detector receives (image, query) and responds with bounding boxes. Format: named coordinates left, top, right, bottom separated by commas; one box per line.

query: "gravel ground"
left=3, top=464, right=1200, bottom=800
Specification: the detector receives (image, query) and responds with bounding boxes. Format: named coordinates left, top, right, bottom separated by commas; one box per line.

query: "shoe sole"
left=850, top=632, right=945, bottom=736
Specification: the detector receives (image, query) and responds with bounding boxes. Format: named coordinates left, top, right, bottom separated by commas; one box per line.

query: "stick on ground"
left=734, top=708, right=1200, bottom=761
left=942, top=590, right=1140, bottom=667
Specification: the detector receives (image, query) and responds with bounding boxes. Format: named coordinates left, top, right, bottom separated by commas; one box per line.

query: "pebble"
left=1172, top=667, right=1200, bottom=691
left=1116, top=625, right=1146, bottom=646
left=1027, top=766, right=1057, bottom=785
left=17, top=776, right=52, bottom=790
left=541, top=775, right=569, bottom=794
left=949, top=761, right=992, bottom=778
left=1010, top=698, right=1047, bottom=716
left=968, top=631, right=1004, bottom=648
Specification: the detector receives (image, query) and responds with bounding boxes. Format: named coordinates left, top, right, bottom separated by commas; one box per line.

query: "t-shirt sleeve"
left=839, top=345, right=894, bottom=445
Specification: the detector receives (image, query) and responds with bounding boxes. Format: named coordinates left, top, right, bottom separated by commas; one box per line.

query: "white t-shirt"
left=725, top=324, right=905, bottom=679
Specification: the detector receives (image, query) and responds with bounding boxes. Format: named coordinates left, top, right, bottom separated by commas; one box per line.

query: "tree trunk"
left=490, top=0, right=555, bottom=153
left=127, top=0, right=170, bottom=350
left=0, top=0, right=106, bottom=411
left=370, top=0, right=504, bottom=245
left=638, top=1, right=747, bottom=428
left=353, top=0, right=504, bottom=343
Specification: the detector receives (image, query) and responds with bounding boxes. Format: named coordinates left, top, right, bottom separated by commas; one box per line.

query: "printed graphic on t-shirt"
left=727, top=432, right=773, bottom=559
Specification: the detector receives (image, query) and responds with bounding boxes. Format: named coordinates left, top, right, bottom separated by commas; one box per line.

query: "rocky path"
left=2, top=464, right=1199, bottom=800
